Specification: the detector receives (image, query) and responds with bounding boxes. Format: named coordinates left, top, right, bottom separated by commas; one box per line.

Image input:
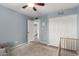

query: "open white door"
left=33, top=20, right=40, bottom=41
left=27, top=20, right=35, bottom=43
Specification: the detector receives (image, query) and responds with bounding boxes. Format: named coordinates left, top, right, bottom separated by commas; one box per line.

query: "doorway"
left=27, top=19, right=40, bottom=43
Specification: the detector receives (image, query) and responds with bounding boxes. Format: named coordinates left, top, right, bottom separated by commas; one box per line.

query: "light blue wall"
left=77, top=7, right=79, bottom=52
left=39, top=16, right=49, bottom=44
left=39, top=5, right=79, bottom=44
left=77, top=7, right=79, bottom=38
left=77, top=16, right=79, bottom=37
left=0, top=5, right=28, bottom=46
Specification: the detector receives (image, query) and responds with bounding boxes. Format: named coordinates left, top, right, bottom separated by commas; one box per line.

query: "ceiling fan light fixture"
left=27, top=3, right=34, bottom=7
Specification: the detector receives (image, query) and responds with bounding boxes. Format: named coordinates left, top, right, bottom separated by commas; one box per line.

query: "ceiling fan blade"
left=35, top=3, right=45, bottom=6
left=33, top=7, right=37, bottom=11
left=22, top=5, right=28, bottom=8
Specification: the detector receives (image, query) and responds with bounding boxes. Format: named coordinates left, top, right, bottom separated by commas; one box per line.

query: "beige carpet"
left=10, top=41, right=77, bottom=56
left=10, top=41, right=58, bottom=56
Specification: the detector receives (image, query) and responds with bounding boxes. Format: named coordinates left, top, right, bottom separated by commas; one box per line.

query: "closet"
left=48, top=14, right=77, bottom=50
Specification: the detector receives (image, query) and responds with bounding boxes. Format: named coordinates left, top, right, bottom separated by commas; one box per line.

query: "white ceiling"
left=0, top=3, right=79, bottom=18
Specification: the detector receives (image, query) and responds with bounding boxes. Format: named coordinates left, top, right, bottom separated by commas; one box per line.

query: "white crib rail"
left=58, top=37, right=78, bottom=56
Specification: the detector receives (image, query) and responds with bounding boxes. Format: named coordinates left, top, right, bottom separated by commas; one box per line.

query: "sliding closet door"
left=49, top=15, right=77, bottom=47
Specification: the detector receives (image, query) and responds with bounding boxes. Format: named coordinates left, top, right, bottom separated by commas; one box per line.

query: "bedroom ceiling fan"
left=22, top=3, right=45, bottom=11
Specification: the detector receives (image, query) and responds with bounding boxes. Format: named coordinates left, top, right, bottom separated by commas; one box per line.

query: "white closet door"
left=49, top=15, right=77, bottom=47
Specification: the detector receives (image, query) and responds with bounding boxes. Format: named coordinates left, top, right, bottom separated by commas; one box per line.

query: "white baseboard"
left=11, top=43, right=27, bottom=50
